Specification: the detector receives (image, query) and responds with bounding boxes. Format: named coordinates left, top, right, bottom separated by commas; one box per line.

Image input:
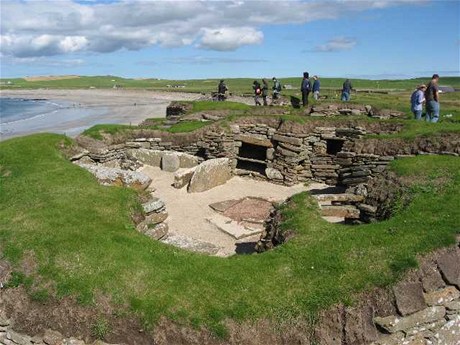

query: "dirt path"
left=140, top=166, right=329, bottom=256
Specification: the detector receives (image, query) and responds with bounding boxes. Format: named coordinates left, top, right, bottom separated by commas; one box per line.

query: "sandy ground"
left=0, top=89, right=203, bottom=139
left=141, top=166, right=328, bottom=256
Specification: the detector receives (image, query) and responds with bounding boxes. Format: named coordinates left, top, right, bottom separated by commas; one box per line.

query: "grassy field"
left=1, top=134, right=459, bottom=336
left=82, top=91, right=460, bottom=141
left=2, top=75, right=460, bottom=94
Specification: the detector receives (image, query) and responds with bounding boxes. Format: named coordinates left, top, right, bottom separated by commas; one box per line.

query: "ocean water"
left=0, top=97, right=108, bottom=140
left=1, top=98, right=64, bottom=124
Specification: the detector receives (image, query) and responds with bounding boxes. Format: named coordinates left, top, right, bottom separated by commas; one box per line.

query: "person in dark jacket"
left=253, top=80, right=262, bottom=106
left=425, top=74, right=440, bottom=123
left=341, top=79, right=353, bottom=101
left=272, top=77, right=281, bottom=100
left=300, top=72, right=311, bottom=106
left=217, top=80, right=228, bottom=101
left=312, top=76, right=320, bottom=100
left=262, top=79, right=269, bottom=106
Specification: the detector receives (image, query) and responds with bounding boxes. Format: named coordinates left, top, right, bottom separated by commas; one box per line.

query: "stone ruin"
left=71, top=116, right=459, bottom=254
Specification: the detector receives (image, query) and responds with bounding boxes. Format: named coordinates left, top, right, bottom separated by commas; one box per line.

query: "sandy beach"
left=0, top=89, right=202, bottom=140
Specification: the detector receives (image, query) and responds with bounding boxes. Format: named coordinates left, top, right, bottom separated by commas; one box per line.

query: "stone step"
left=322, top=216, right=345, bottom=223
left=320, top=205, right=360, bottom=219
left=314, top=193, right=364, bottom=205
left=206, top=214, right=264, bottom=240
left=161, top=234, right=221, bottom=255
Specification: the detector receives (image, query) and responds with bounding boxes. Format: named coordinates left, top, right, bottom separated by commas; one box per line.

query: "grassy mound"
left=0, top=134, right=459, bottom=335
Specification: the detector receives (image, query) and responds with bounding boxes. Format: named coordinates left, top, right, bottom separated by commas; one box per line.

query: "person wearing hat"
left=217, top=79, right=228, bottom=101
left=312, top=76, right=321, bottom=100
left=300, top=72, right=311, bottom=106
left=425, top=74, right=440, bottom=123
left=410, top=84, right=426, bottom=120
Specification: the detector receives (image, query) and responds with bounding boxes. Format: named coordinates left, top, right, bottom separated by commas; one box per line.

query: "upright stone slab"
left=128, top=149, right=163, bottom=167
left=393, top=280, right=426, bottom=316
left=161, top=153, right=181, bottom=172
left=188, top=158, right=232, bottom=193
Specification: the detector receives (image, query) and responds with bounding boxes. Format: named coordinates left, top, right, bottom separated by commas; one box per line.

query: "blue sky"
left=1, top=0, right=459, bottom=79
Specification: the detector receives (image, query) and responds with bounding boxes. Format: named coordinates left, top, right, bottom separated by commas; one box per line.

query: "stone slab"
left=188, top=158, right=232, bottom=193
left=393, top=280, right=426, bottom=316
left=161, top=234, right=221, bottom=255
left=207, top=214, right=264, bottom=240
left=424, top=286, right=460, bottom=306
left=320, top=205, right=360, bottom=219
left=209, top=199, right=241, bottom=213
left=437, top=249, right=460, bottom=288
left=374, top=306, right=446, bottom=333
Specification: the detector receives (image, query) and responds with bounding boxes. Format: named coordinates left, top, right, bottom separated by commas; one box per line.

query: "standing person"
left=410, top=84, right=426, bottom=120
left=253, top=80, right=262, bottom=106
left=312, top=76, right=321, bottom=100
left=300, top=72, right=311, bottom=106
left=341, top=79, right=353, bottom=101
left=272, top=77, right=281, bottom=100
left=262, top=79, right=269, bottom=106
left=217, top=79, right=228, bottom=101
left=425, top=74, right=440, bottom=123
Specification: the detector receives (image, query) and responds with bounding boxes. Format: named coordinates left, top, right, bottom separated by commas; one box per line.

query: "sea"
left=0, top=98, right=107, bottom=140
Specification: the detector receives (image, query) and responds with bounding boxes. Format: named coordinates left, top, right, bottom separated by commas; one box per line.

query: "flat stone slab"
left=207, top=214, right=264, bottom=240
left=209, top=199, right=241, bottom=213
left=424, top=286, right=460, bottom=306
left=314, top=193, right=365, bottom=204
left=161, top=234, right=221, bottom=255
left=320, top=205, right=360, bottom=219
left=374, top=306, right=446, bottom=333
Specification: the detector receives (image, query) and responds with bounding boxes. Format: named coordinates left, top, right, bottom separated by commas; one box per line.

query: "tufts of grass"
left=91, top=317, right=110, bottom=340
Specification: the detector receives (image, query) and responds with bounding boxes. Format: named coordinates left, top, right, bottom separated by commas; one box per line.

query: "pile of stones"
left=308, top=104, right=405, bottom=119
left=136, top=197, right=169, bottom=240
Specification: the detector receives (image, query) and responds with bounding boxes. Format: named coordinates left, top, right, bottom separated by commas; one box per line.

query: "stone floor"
left=140, top=166, right=329, bottom=256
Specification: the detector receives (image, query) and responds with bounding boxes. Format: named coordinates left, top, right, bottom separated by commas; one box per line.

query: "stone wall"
left=74, top=120, right=458, bottom=191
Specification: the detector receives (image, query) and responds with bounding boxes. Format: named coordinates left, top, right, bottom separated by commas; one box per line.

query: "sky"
left=0, top=0, right=459, bottom=80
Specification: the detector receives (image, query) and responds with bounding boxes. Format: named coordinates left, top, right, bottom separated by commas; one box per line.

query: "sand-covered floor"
left=1, top=89, right=202, bottom=140
left=141, top=166, right=328, bottom=256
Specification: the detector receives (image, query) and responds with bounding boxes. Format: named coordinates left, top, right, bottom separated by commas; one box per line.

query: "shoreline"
left=0, top=89, right=203, bottom=140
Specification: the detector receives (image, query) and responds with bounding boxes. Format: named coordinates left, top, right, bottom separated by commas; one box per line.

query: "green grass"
left=1, top=134, right=459, bottom=335
left=2, top=75, right=459, bottom=94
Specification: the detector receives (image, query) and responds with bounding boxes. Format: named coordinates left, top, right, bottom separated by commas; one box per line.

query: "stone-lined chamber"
left=72, top=118, right=459, bottom=226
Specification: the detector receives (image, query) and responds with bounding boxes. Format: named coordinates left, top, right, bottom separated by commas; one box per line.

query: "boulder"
left=265, top=168, right=284, bottom=180
left=173, top=168, right=196, bottom=189
left=161, top=153, right=181, bottom=172
left=188, top=158, right=232, bottom=193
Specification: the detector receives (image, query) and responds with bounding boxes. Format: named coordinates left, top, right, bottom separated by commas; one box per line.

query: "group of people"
left=218, top=73, right=442, bottom=123
left=251, top=78, right=282, bottom=106
left=410, top=74, right=440, bottom=123
left=218, top=78, right=282, bottom=105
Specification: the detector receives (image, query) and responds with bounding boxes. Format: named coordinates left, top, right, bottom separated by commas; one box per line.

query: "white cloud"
left=0, top=0, right=427, bottom=58
left=199, top=27, right=263, bottom=51
left=314, top=37, right=357, bottom=52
